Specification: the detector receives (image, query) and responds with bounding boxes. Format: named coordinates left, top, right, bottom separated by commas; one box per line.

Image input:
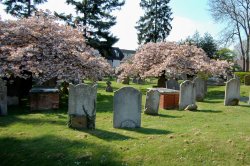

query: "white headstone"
left=113, top=87, right=142, bottom=128
left=179, top=80, right=196, bottom=110
left=0, top=79, right=7, bottom=115
left=224, top=78, right=240, bottom=106
left=68, top=83, right=97, bottom=129
left=144, top=90, right=160, bottom=115
left=193, top=77, right=206, bottom=101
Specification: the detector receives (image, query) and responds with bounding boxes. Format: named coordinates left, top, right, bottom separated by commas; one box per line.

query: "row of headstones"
left=68, top=79, right=204, bottom=129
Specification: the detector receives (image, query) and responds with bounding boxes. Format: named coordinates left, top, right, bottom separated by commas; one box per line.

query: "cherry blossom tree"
left=0, top=11, right=112, bottom=84
left=117, top=42, right=231, bottom=81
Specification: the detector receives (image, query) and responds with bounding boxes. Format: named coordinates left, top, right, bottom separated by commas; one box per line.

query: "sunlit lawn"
left=0, top=80, right=250, bottom=166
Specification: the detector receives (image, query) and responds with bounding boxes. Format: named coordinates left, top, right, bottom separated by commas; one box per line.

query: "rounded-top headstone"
left=113, top=87, right=142, bottom=128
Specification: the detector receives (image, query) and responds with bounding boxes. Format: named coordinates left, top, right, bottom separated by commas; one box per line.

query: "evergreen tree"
left=199, top=33, right=218, bottom=58
left=135, top=0, right=172, bottom=44
left=55, top=0, right=124, bottom=59
left=182, top=32, right=218, bottom=59
left=1, top=0, right=47, bottom=18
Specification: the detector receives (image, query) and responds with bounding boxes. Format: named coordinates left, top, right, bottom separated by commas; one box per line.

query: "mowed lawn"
left=0, top=80, right=250, bottom=166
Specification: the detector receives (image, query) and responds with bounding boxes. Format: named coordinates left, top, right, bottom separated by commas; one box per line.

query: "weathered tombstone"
left=136, top=77, right=144, bottom=85
left=157, top=73, right=166, bottom=87
left=68, top=83, right=97, bottom=129
left=224, top=78, right=240, bottom=106
left=0, top=79, right=7, bottom=116
left=166, top=78, right=180, bottom=90
left=193, top=77, right=206, bottom=101
left=132, top=77, right=137, bottom=83
left=144, top=90, right=160, bottom=115
left=105, top=80, right=113, bottom=92
left=248, top=92, right=250, bottom=105
left=244, top=75, right=250, bottom=86
left=113, top=87, right=142, bottom=128
left=179, top=80, right=197, bottom=110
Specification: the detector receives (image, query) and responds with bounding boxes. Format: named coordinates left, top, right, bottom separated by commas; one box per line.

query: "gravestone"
left=144, top=90, right=160, bottom=115
left=193, top=77, right=206, bottom=101
left=244, top=75, right=250, bottom=86
left=248, top=92, right=250, bottom=105
left=132, top=77, right=137, bottom=83
left=0, top=79, right=7, bottom=115
left=166, top=78, right=180, bottom=90
left=179, top=80, right=196, bottom=110
left=68, top=83, right=97, bottom=129
left=105, top=80, right=113, bottom=92
left=224, top=78, right=240, bottom=106
left=157, top=74, right=166, bottom=87
left=113, top=87, right=142, bottom=128
left=137, top=77, right=144, bottom=85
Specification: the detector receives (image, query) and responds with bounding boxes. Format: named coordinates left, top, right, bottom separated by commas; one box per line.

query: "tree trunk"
left=246, top=55, right=249, bottom=71
left=157, top=73, right=166, bottom=87
left=243, top=56, right=246, bottom=71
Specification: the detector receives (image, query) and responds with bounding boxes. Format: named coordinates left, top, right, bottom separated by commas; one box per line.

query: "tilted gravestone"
left=166, top=78, right=180, bottom=90
left=68, top=83, right=97, bottom=129
left=0, top=79, right=7, bottom=116
left=224, top=78, right=240, bottom=106
left=244, top=75, right=250, bottom=86
left=193, top=77, right=206, bottom=101
left=113, top=87, right=142, bottom=128
left=179, top=80, right=197, bottom=110
left=144, top=90, right=160, bottom=115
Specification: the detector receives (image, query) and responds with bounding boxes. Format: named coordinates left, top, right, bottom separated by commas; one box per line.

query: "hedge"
left=234, top=72, right=250, bottom=83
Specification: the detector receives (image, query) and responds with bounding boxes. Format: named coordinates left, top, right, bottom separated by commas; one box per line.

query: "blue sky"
left=0, top=0, right=223, bottom=50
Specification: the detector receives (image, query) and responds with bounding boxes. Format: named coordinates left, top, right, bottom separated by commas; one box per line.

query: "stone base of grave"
left=226, top=98, right=239, bottom=106
left=30, top=87, right=59, bottom=111
left=159, top=93, right=179, bottom=109
left=68, top=115, right=87, bottom=129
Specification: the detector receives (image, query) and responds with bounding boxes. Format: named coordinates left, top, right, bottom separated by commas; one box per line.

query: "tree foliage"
left=183, top=31, right=218, bottom=59
left=0, top=11, right=112, bottom=84
left=117, top=42, right=231, bottom=79
left=55, top=0, right=125, bottom=59
left=135, top=0, right=172, bottom=44
left=1, top=0, right=47, bottom=18
left=208, top=0, right=250, bottom=71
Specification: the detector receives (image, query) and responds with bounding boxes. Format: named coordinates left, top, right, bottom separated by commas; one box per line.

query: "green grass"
left=0, top=81, right=250, bottom=166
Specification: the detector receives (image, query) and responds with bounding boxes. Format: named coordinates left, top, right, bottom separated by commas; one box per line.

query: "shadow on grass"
left=197, top=110, right=222, bottom=113
left=120, top=127, right=172, bottom=135
left=97, top=93, right=113, bottom=112
left=85, top=128, right=134, bottom=141
left=205, top=90, right=225, bottom=100
left=147, top=114, right=182, bottom=118
left=0, top=115, right=67, bottom=127
left=202, top=100, right=222, bottom=104
left=0, top=135, right=122, bottom=166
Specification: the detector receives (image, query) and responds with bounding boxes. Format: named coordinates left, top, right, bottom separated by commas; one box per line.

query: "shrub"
left=234, top=72, right=250, bottom=83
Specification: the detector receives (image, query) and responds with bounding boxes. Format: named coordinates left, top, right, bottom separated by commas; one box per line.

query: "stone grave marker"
left=0, top=79, right=7, bottom=116
left=68, top=83, right=97, bottom=129
left=113, top=87, right=142, bottom=128
left=105, top=80, right=113, bottom=92
left=193, top=77, right=206, bottom=101
left=144, top=90, right=160, bottom=115
left=248, top=92, right=250, bottom=105
left=224, top=78, right=240, bottom=106
left=166, top=78, right=180, bottom=90
left=244, top=75, right=250, bottom=86
left=179, top=80, right=197, bottom=110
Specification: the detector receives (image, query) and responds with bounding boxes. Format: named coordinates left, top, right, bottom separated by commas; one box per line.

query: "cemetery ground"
left=0, top=80, right=250, bottom=166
